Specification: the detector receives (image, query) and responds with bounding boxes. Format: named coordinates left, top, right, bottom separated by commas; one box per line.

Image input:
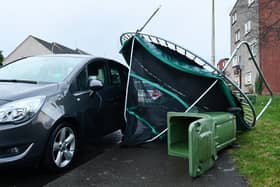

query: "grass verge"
left=230, top=96, right=280, bottom=187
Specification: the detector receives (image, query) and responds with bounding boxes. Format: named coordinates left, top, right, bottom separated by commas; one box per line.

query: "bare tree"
left=259, top=0, right=280, bottom=45
left=235, top=0, right=280, bottom=45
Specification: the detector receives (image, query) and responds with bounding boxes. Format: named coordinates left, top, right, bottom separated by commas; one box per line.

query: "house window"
left=232, top=12, right=237, bottom=24
left=245, top=72, right=252, bottom=85
left=232, top=55, right=238, bottom=67
left=244, top=21, right=252, bottom=35
left=234, top=75, right=240, bottom=87
left=248, top=0, right=255, bottom=6
left=238, top=55, right=242, bottom=66
left=232, top=55, right=242, bottom=67
left=235, top=30, right=241, bottom=43
left=250, top=42, right=257, bottom=56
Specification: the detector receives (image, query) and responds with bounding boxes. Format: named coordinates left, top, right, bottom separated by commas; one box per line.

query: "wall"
left=229, top=0, right=260, bottom=93
left=259, top=0, right=280, bottom=94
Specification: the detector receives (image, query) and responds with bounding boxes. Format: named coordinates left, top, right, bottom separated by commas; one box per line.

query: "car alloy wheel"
left=52, top=126, right=76, bottom=168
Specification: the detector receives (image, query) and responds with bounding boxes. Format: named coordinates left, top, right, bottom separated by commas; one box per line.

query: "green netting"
left=120, top=34, right=250, bottom=145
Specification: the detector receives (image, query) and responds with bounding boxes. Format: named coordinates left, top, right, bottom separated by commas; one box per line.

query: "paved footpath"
left=46, top=142, right=247, bottom=187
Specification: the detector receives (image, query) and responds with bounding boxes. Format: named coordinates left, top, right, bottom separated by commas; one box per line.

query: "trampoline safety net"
left=120, top=34, right=250, bottom=146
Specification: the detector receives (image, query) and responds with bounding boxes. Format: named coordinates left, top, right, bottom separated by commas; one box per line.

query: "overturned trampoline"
left=119, top=32, right=272, bottom=177
left=120, top=32, right=271, bottom=142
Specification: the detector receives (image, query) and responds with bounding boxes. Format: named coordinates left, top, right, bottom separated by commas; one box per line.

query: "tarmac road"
left=47, top=136, right=247, bottom=187
left=0, top=131, right=247, bottom=187
left=0, top=131, right=122, bottom=187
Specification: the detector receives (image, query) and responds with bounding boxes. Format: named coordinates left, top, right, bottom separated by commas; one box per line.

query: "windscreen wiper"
left=0, top=79, right=38, bottom=84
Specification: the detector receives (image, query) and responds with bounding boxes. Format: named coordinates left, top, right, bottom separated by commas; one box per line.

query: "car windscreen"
left=0, top=56, right=85, bottom=83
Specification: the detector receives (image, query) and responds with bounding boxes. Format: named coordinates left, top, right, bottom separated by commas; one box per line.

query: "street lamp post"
left=211, top=0, right=216, bottom=66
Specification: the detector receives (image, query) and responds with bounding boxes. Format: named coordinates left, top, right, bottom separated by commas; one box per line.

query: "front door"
left=69, top=66, right=102, bottom=137
left=102, top=62, right=127, bottom=133
left=70, top=60, right=127, bottom=138
left=87, top=61, right=126, bottom=135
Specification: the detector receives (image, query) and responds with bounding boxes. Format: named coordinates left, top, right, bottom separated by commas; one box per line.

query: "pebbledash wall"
left=229, top=0, right=260, bottom=94
left=229, top=0, right=280, bottom=94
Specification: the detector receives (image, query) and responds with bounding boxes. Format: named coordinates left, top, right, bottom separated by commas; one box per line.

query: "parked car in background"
left=0, top=55, right=128, bottom=170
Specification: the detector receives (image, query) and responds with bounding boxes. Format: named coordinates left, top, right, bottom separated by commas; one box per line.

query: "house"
left=3, top=35, right=89, bottom=65
left=229, top=0, right=280, bottom=94
left=217, top=58, right=229, bottom=71
left=229, top=0, right=260, bottom=93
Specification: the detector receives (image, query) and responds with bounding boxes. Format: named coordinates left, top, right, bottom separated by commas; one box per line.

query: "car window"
left=0, top=56, right=83, bottom=83
left=76, top=69, right=87, bottom=91
left=110, top=68, right=121, bottom=86
left=88, top=62, right=106, bottom=85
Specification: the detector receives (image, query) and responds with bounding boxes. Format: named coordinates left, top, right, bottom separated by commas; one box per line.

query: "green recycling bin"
left=167, top=112, right=236, bottom=177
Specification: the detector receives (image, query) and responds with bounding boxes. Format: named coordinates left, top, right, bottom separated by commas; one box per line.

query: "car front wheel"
left=44, top=123, right=77, bottom=171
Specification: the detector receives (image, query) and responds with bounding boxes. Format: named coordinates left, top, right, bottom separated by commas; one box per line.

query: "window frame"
left=108, top=62, right=127, bottom=88
left=70, top=60, right=109, bottom=94
left=245, top=71, right=252, bottom=85
left=232, top=12, right=237, bottom=25
left=232, top=55, right=238, bottom=67
left=235, top=30, right=241, bottom=43
left=232, top=55, right=242, bottom=68
left=87, top=61, right=108, bottom=86
left=250, top=42, right=257, bottom=57
left=109, top=66, right=122, bottom=87
left=234, top=75, right=240, bottom=87
left=244, top=20, right=252, bottom=35
left=248, top=0, right=255, bottom=6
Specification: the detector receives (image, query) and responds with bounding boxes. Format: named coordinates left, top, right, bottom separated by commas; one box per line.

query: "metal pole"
left=145, top=79, right=219, bottom=144
left=211, top=0, right=216, bottom=66
left=123, top=6, right=162, bottom=122
left=185, top=79, right=218, bottom=112
left=139, top=5, right=162, bottom=33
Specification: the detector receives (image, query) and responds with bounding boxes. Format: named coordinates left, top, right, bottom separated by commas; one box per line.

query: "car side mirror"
left=89, top=79, right=103, bottom=91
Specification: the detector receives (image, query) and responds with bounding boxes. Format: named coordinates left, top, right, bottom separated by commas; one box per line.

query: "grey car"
left=0, top=55, right=128, bottom=170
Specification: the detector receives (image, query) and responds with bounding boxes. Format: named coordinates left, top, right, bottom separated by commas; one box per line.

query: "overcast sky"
left=0, top=0, right=236, bottom=63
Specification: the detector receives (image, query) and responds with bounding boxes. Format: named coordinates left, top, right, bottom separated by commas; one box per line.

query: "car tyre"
left=44, top=122, right=78, bottom=171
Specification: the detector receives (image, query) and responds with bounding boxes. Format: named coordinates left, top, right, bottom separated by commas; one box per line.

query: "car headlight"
left=0, top=96, right=46, bottom=124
